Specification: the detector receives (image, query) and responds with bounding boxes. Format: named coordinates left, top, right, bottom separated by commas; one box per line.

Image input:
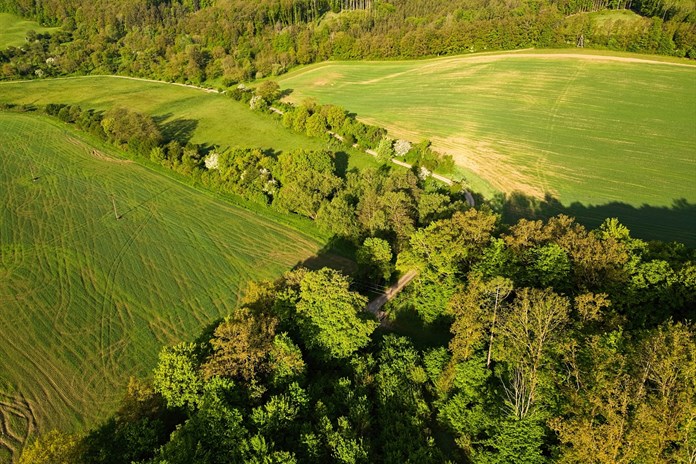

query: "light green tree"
left=153, top=342, right=203, bottom=410
left=305, top=112, right=328, bottom=137
left=19, top=430, right=82, bottom=464
left=374, top=137, right=394, bottom=164
left=295, top=269, right=377, bottom=360
left=255, top=80, right=280, bottom=101
left=356, top=237, right=393, bottom=282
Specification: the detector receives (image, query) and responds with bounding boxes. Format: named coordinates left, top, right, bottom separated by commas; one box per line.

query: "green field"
left=0, top=113, right=327, bottom=461
left=277, top=51, right=696, bottom=241
left=0, top=13, right=59, bottom=49
left=0, top=76, right=378, bottom=171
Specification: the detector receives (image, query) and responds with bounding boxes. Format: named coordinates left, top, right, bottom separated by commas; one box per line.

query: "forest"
left=0, top=0, right=694, bottom=85
left=1, top=0, right=694, bottom=462
left=9, top=89, right=695, bottom=463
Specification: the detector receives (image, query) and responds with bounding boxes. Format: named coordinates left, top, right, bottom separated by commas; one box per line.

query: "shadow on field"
left=498, top=191, right=696, bottom=246
left=153, top=113, right=199, bottom=145
left=295, top=236, right=358, bottom=275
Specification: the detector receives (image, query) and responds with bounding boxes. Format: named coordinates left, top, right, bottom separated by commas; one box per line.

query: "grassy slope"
left=0, top=13, right=59, bottom=48
left=277, top=51, right=696, bottom=242
left=0, top=76, right=378, bottom=171
left=0, top=113, right=326, bottom=461
left=588, top=9, right=646, bottom=28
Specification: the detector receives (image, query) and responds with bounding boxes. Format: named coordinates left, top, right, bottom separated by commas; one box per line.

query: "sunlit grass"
left=0, top=113, right=324, bottom=456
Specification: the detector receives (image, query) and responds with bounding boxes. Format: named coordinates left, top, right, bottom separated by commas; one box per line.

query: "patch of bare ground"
left=89, top=149, right=132, bottom=164
left=310, top=72, right=344, bottom=87
left=64, top=136, right=131, bottom=164
left=357, top=117, right=549, bottom=199
left=416, top=51, right=696, bottom=69
left=434, top=135, right=550, bottom=198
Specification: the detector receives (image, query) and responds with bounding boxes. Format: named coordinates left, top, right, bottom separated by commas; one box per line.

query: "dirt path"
left=366, top=269, right=419, bottom=325
left=465, top=51, right=696, bottom=68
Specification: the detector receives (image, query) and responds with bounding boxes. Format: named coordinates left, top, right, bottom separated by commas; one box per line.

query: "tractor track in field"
left=98, top=209, right=155, bottom=376
left=0, top=330, right=83, bottom=423
left=0, top=391, right=37, bottom=462
left=535, top=61, right=585, bottom=196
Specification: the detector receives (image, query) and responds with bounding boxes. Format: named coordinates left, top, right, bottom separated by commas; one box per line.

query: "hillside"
left=277, top=51, right=696, bottom=243
left=0, top=2, right=694, bottom=463
left=1, top=0, right=694, bottom=85
left=0, top=76, right=377, bottom=171
left=0, top=112, right=325, bottom=462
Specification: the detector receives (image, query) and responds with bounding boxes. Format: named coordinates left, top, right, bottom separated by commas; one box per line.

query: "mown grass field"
left=0, top=113, right=327, bottom=462
left=277, top=51, right=696, bottom=241
left=0, top=76, right=378, bottom=171
left=0, top=13, right=59, bottom=48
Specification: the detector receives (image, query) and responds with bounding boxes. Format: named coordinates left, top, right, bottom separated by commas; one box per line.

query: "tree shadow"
left=499, top=191, right=696, bottom=246
left=334, top=151, right=349, bottom=177
left=294, top=236, right=358, bottom=275
left=278, top=88, right=294, bottom=99
left=381, top=301, right=452, bottom=350
left=261, top=147, right=281, bottom=160
left=153, top=113, right=199, bottom=145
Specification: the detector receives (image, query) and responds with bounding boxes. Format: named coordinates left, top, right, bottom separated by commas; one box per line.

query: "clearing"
left=0, top=113, right=325, bottom=462
left=0, top=13, right=59, bottom=49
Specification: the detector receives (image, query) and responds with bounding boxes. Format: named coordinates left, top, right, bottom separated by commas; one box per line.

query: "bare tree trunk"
left=487, top=288, right=500, bottom=369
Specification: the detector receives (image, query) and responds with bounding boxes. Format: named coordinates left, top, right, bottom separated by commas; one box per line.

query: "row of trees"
left=45, top=103, right=164, bottom=156
left=235, top=82, right=455, bottom=174
left=40, top=101, right=464, bottom=256
left=1, top=0, right=694, bottom=84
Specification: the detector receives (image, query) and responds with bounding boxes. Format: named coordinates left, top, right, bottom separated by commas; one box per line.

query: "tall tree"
left=295, top=269, right=378, bottom=360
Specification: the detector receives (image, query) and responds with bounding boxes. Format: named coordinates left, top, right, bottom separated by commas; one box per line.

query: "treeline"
left=19, top=206, right=695, bottom=463
left=1, top=0, right=694, bottom=83
left=235, top=82, right=454, bottom=173
left=39, top=98, right=463, bottom=255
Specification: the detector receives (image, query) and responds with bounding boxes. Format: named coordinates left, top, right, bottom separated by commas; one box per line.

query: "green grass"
left=588, top=9, right=646, bottom=29
left=0, top=13, right=59, bottom=49
left=0, top=76, right=378, bottom=171
left=0, top=112, right=329, bottom=460
left=277, top=50, right=696, bottom=242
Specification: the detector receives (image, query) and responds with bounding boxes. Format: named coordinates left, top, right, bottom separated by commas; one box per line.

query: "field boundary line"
left=278, top=50, right=696, bottom=75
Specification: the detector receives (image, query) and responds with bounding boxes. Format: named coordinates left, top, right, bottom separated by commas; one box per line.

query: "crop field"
left=278, top=51, right=696, bottom=242
left=0, top=113, right=325, bottom=461
left=0, top=13, right=59, bottom=49
left=0, top=76, right=378, bottom=171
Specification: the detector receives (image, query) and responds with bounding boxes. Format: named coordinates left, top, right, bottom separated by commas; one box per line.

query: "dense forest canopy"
left=0, top=0, right=694, bottom=83
left=1, top=0, right=694, bottom=462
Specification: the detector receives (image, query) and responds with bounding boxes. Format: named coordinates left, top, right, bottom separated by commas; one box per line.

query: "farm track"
left=99, top=209, right=155, bottom=377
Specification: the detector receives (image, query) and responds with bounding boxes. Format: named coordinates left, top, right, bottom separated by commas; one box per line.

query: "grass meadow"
left=0, top=13, right=59, bottom=49
left=0, top=76, right=378, bottom=171
left=277, top=51, right=696, bottom=241
left=0, top=113, right=327, bottom=461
